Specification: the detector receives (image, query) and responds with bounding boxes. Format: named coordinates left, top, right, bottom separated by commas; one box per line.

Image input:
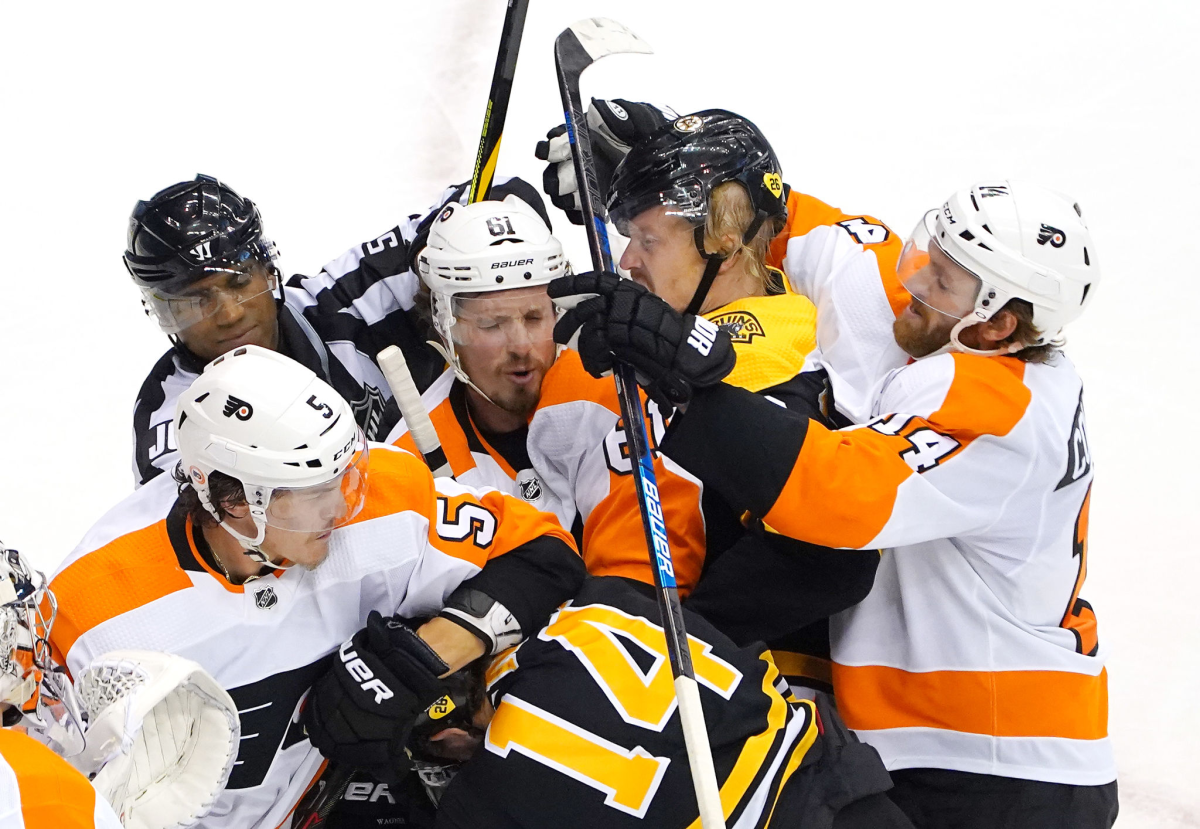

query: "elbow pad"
left=438, top=586, right=523, bottom=655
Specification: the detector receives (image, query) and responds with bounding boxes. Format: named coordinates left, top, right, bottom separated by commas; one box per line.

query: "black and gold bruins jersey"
left=437, top=576, right=837, bottom=829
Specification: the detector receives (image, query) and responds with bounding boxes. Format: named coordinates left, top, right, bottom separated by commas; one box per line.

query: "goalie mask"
left=896, top=180, right=1100, bottom=355
left=175, top=345, right=370, bottom=563
left=416, top=197, right=567, bottom=397
left=0, top=542, right=85, bottom=754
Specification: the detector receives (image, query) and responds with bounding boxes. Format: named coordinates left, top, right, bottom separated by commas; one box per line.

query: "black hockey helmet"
left=606, top=110, right=786, bottom=314
left=123, top=174, right=277, bottom=289
left=406, top=657, right=488, bottom=803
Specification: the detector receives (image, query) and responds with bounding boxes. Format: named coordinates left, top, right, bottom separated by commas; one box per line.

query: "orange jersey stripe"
left=0, top=729, right=101, bottom=828
left=833, top=663, right=1108, bottom=741
left=764, top=354, right=1031, bottom=547
left=394, top=395, right=478, bottom=479
left=48, top=519, right=193, bottom=664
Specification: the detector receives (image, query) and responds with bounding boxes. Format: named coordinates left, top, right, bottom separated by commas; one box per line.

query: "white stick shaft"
left=674, top=676, right=727, bottom=829
left=377, top=346, right=453, bottom=478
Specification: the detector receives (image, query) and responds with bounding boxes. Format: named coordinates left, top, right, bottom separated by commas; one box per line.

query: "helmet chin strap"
left=427, top=339, right=503, bottom=409
left=197, top=488, right=294, bottom=570
left=684, top=210, right=768, bottom=317
left=927, top=316, right=1025, bottom=359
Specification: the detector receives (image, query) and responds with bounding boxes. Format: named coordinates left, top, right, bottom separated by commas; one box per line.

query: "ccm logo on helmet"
left=338, top=640, right=394, bottom=705
left=222, top=395, right=254, bottom=420
left=491, top=258, right=534, bottom=269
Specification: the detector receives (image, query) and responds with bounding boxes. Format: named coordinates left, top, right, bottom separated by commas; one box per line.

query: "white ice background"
left=1, top=1, right=1196, bottom=825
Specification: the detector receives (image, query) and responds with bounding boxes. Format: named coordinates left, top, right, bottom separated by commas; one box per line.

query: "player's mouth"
left=217, top=325, right=264, bottom=347
left=507, top=368, right=537, bottom=386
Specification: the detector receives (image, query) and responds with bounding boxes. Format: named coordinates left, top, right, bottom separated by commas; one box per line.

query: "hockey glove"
left=549, top=271, right=736, bottom=408
left=535, top=98, right=675, bottom=225
left=303, top=612, right=449, bottom=782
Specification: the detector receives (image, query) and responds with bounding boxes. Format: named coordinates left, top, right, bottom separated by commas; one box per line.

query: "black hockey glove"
left=549, top=271, right=736, bottom=408
left=535, top=98, right=675, bottom=225
left=303, top=612, right=449, bottom=782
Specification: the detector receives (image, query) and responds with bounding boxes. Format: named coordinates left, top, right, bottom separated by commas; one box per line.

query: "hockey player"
left=0, top=541, right=121, bottom=828
left=126, top=173, right=546, bottom=488
left=553, top=181, right=1116, bottom=827
left=534, top=107, right=883, bottom=691
left=1, top=542, right=241, bottom=829
left=353, top=575, right=913, bottom=828
left=388, top=195, right=567, bottom=508
left=49, top=346, right=584, bottom=828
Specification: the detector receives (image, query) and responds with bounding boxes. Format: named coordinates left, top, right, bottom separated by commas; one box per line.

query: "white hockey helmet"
left=897, top=180, right=1100, bottom=354
left=0, top=542, right=85, bottom=753
left=175, top=345, right=370, bottom=561
left=416, top=197, right=566, bottom=384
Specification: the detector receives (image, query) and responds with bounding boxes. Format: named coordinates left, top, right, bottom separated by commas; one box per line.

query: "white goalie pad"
left=72, top=650, right=240, bottom=829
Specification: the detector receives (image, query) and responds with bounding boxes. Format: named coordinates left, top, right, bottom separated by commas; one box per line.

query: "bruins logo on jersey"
left=709, top=310, right=766, bottom=344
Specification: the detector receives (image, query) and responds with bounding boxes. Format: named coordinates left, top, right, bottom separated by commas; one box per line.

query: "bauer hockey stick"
left=468, top=0, right=530, bottom=203
left=378, top=345, right=454, bottom=478
left=553, top=19, right=726, bottom=829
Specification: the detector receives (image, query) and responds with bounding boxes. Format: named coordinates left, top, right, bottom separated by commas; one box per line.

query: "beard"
left=893, top=303, right=956, bottom=358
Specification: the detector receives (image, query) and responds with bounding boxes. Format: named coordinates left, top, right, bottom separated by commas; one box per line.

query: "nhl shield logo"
left=254, top=586, right=278, bottom=610
left=518, top=474, right=543, bottom=502
left=351, top=384, right=388, bottom=440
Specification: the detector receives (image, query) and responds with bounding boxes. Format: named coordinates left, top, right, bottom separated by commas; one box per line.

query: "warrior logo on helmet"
left=222, top=395, right=254, bottom=421
left=1037, top=223, right=1067, bottom=248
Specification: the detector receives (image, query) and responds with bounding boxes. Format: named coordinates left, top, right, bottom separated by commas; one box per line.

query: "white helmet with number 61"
left=416, top=197, right=567, bottom=387
left=897, top=180, right=1100, bottom=353
left=174, top=345, right=370, bottom=560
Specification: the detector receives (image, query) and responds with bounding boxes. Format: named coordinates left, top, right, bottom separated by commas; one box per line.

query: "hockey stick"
left=553, top=19, right=726, bottom=829
left=378, top=345, right=453, bottom=478
left=468, top=0, right=530, bottom=203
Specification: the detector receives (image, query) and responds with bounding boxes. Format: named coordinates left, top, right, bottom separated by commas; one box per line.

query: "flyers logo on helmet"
left=709, top=310, right=765, bottom=344
left=762, top=173, right=783, bottom=199
left=222, top=395, right=254, bottom=421
left=1037, top=223, right=1067, bottom=248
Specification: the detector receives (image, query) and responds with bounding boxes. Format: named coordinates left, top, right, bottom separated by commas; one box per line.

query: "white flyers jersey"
left=49, top=444, right=573, bottom=829
left=0, top=729, right=122, bottom=829
left=385, top=368, right=551, bottom=512
left=770, top=190, right=911, bottom=425
left=742, top=351, right=1111, bottom=785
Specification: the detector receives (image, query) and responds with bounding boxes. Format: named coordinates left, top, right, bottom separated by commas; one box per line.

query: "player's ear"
left=222, top=503, right=251, bottom=520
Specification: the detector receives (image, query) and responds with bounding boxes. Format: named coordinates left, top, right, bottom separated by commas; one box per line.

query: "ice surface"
left=1, top=1, right=1196, bottom=824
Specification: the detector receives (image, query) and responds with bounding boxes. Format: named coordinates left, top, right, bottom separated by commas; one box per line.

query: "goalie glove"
left=550, top=271, right=736, bottom=408
left=72, top=651, right=240, bottom=829
left=535, top=99, right=676, bottom=225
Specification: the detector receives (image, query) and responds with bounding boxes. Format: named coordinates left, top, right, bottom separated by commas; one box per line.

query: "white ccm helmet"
left=898, top=180, right=1100, bottom=354
left=175, top=346, right=369, bottom=562
left=416, top=197, right=567, bottom=386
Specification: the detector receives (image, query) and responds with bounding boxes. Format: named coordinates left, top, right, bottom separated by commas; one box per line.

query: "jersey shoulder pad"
left=707, top=294, right=818, bottom=393
left=881, top=353, right=1032, bottom=442
left=769, top=190, right=900, bottom=271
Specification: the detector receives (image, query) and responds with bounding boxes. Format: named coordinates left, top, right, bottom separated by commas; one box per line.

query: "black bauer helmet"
left=124, top=175, right=281, bottom=334
left=607, top=110, right=787, bottom=314
left=123, top=174, right=277, bottom=288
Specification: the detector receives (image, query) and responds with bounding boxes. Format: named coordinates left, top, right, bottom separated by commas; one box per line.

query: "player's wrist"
left=416, top=616, right=486, bottom=675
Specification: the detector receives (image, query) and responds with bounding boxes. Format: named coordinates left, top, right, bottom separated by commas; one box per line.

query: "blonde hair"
left=702, top=181, right=783, bottom=293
